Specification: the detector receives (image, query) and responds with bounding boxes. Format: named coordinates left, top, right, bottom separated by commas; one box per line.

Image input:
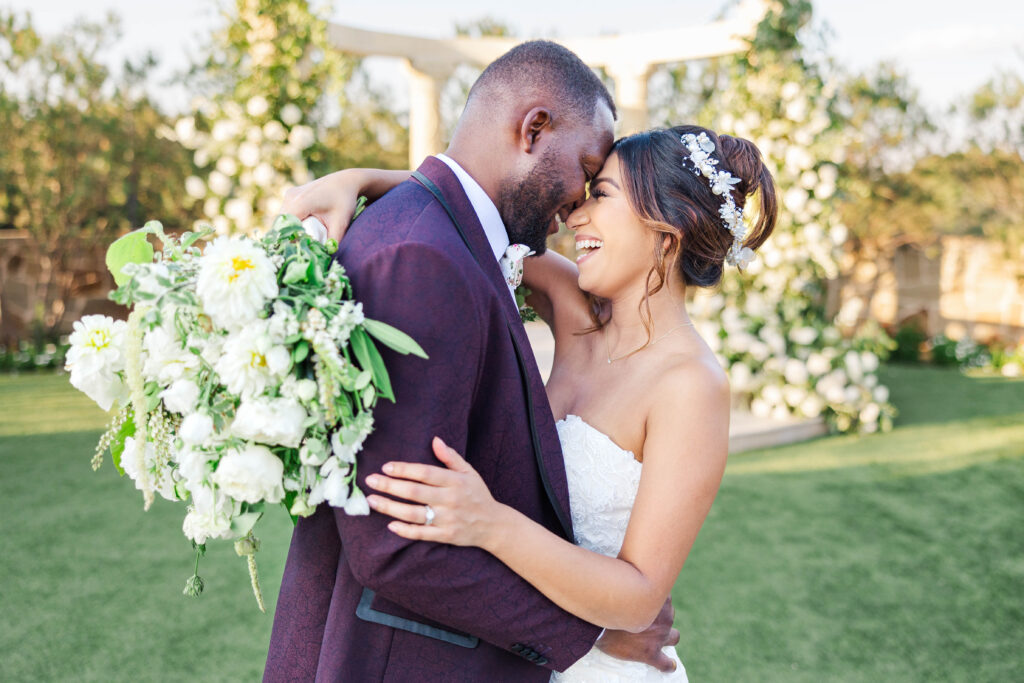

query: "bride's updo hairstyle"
left=588, top=124, right=777, bottom=335
left=618, top=124, right=776, bottom=288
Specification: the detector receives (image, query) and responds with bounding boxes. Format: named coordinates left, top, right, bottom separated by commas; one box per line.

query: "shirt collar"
left=436, top=154, right=509, bottom=264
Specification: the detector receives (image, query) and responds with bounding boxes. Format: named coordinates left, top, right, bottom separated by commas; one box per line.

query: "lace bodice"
left=557, top=414, right=642, bottom=557
left=551, top=415, right=687, bottom=682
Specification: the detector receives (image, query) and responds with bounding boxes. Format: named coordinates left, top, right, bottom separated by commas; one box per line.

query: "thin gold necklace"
left=604, top=321, right=694, bottom=363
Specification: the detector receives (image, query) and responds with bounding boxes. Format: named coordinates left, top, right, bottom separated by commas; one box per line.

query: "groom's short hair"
left=468, top=40, right=617, bottom=122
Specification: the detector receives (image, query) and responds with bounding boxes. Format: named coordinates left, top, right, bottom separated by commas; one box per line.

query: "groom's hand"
left=594, top=598, right=680, bottom=673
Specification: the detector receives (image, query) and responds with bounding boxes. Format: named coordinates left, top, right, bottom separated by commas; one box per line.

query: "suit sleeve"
left=334, top=242, right=600, bottom=671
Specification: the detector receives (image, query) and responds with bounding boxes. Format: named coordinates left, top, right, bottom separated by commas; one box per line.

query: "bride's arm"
left=281, top=168, right=411, bottom=241
left=520, top=251, right=592, bottom=336
left=365, top=360, right=730, bottom=632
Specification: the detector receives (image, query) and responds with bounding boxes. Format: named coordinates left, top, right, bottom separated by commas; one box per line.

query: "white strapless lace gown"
left=551, top=415, right=688, bottom=682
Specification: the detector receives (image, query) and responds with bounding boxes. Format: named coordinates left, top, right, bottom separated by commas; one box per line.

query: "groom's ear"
left=518, top=107, right=553, bottom=154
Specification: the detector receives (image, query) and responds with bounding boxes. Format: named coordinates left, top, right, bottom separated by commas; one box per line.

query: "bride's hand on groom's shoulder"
left=281, top=169, right=361, bottom=243
left=365, top=437, right=507, bottom=550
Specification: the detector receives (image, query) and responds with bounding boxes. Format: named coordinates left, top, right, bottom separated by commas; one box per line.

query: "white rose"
left=807, top=352, right=831, bottom=377
left=861, top=352, right=880, bottom=373
left=212, top=444, right=284, bottom=503
left=180, top=412, right=214, bottom=446
left=174, top=444, right=211, bottom=488
left=185, top=176, right=206, bottom=200
left=143, top=325, right=199, bottom=386
left=246, top=95, right=269, bottom=117
left=799, top=394, right=824, bottom=417
left=860, top=402, right=881, bottom=424
left=789, top=326, right=818, bottom=346
left=232, top=396, right=307, bottom=448
left=873, top=385, right=890, bottom=403
left=161, top=379, right=200, bottom=414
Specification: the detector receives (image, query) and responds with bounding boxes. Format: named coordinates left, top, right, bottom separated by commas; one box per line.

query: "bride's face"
left=566, top=153, right=662, bottom=300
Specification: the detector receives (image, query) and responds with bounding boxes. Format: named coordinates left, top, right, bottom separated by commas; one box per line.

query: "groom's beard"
left=499, top=152, right=568, bottom=255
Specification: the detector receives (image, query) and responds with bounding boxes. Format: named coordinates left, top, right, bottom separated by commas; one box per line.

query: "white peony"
left=161, top=379, right=200, bottom=414
left=231, top=396, right=307, bottom=448
left=214, top=320, right=290, bottom=399
left=180, top=412, right=214, bottom=446
left=212, top=444, right=284, bottom=504
left=65, top=315, right=129, bottom=411
left=196, top=236, right=278, bottom=331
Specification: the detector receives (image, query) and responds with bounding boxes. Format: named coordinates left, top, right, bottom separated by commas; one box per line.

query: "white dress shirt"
left=435, top=154, right=516, bottom=303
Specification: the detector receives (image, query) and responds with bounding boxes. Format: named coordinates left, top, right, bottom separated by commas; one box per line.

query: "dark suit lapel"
left=415, top=157, right=576, bottom=539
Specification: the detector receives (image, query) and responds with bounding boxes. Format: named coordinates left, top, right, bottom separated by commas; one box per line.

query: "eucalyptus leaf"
left=362, top=319, right=428, bottom=359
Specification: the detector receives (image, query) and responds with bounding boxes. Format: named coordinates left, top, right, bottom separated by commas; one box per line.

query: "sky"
left=6, top=0, right=1024, bottom=115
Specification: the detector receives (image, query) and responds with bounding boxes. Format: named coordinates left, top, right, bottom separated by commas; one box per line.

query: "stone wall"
left=0, top=231, right=121, bottom=344
left=834, top=236, right=1024, bottom=343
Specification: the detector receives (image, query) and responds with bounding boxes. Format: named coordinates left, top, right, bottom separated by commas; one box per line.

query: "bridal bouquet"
left=65, top=214, right=425, bottom=609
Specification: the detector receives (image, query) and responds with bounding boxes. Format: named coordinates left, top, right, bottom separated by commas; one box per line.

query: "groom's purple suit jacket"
left=264, top=157, right=601, bottom=682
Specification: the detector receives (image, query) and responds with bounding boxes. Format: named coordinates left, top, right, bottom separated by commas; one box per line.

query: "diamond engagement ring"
left=423, top=505, right=435, bottom=526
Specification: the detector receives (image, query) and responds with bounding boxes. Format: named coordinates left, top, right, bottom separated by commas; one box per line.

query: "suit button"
left=511, top=643, right=524, bottom=652
left=536, top=657, right=548, bottom=666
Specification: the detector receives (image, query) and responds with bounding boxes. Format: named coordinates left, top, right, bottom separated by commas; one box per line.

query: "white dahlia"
left=196, top=236, right=278, bottom=330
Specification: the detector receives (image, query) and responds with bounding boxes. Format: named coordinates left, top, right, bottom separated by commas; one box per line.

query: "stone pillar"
left=607, top=62, right=653, bottom=136
left=402, top=59, right=450, bottom=168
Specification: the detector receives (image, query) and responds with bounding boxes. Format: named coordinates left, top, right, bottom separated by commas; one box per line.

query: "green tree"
left=0, top=11, right=196, bottom=338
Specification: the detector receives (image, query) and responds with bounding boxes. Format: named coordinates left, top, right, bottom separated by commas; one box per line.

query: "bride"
left=286, top=124, right=776, bottom=681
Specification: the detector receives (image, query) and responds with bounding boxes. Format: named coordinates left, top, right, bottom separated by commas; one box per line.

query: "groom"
left=265, top=41, right=678, bottom=681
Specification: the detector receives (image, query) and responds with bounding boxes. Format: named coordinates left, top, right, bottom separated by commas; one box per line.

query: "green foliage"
left=0, top=11, right=197, bottom=335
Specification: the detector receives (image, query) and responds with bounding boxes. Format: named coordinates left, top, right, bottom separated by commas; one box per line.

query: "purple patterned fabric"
left=264, top=157, right=601, bottom=682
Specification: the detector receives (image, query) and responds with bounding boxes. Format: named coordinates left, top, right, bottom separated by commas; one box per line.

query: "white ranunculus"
left=212, top=444, right=284, bottom=504
left=121, top=436, right=178, bottom=501
left=232, top=396, right=307, bottom=448
left=180, top=412, right=214, bottom=446
left=280, top=103, right=303, bottom=126
left=161, top=378, right=200, bottom=414
left=182, top=484, right=234, bottom=544
left=215, top=320, right=290, bottom=398
left=143, top=325, right=199, bottom=386
left=65, top=315, right=129, bottom=411
left=196, top=236, right=278, bottom=331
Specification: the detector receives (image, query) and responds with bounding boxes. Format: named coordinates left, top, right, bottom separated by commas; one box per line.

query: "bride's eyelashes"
left=590, top=187, right=607, bottom=199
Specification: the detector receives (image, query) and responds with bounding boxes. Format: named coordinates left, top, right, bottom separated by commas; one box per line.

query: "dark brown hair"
left=588, top=124, right=778, bottom=338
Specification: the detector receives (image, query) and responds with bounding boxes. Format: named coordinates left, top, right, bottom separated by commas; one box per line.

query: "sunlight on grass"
left=0, top=373, right=109, bottom=437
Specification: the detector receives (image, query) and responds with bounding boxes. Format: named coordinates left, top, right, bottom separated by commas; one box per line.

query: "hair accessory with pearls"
left=680, top=132, right=756, bottom=268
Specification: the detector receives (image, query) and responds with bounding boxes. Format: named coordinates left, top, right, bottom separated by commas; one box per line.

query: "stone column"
left=607, top=62, right=653, bottom=136
left=402, top=59, right=450, bottom=168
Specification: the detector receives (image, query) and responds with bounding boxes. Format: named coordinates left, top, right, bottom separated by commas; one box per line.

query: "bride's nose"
left=566, top=207, right=588, bottom=231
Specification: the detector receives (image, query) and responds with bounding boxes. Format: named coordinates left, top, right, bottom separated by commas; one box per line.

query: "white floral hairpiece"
left=680, top=132, right=756, bottom=268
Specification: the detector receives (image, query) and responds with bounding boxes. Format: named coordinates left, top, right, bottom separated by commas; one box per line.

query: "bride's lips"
left=575, top=235, right=604, bottom=265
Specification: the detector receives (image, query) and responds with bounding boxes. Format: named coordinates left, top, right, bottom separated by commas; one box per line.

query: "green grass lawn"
left=1, top=366, right=1022, bottom=681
